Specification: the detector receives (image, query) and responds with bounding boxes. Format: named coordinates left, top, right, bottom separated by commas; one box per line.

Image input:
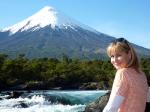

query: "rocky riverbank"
left=84, top=91, right=110, bottom=112
left=2, top=81, right=109, bottom=91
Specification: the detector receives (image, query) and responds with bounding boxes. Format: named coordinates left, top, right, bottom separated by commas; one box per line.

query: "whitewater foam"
left=0, top=90, right=107, bottom=112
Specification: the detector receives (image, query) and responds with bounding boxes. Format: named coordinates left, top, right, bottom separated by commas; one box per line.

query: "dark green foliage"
left=140, top=58, right=150, bottom=85
left=0, top=53, right=150, bottom=90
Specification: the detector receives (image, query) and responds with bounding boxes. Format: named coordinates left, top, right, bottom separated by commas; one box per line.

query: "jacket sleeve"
left=103, top=94, right=124, bottom=112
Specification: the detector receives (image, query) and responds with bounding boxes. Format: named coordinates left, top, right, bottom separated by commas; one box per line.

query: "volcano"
left=0, top=6, right=150, bottom=59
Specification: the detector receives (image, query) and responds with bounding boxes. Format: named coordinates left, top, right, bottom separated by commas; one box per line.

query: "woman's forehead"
left=109, top=49, right=126, bottom=56
left=110, top=50, right=121, bottom=55
left=109, top=46, right=122, bottom=53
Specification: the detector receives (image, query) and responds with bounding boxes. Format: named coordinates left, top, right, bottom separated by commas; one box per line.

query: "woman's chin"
left=114, top=66, right=122, bottom=70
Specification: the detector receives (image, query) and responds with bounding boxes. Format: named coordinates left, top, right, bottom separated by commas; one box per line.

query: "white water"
left=0, top=90, right=107, bottom=112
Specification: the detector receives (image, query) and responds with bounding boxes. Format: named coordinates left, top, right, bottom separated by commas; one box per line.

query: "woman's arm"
left=103, top=94, right=124, bottom=112
left=103, top=69, right=128, bottom=112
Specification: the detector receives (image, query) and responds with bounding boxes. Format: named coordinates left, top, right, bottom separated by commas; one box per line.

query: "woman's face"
left=110, top=51, right=131, bottom=70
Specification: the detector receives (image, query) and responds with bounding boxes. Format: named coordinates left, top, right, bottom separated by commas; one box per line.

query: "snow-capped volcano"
left=1, top=6, right=150, bottom=59
left=3, top=6, right=82, bottom=34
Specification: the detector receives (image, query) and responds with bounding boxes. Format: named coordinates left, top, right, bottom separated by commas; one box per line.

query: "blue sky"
left=1, top=0, right=150, bottom=49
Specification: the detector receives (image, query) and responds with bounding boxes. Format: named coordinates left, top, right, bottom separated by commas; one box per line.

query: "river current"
left=0, top=90, right=107, bottom=112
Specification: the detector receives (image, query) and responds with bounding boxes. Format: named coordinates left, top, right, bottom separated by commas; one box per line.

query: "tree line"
left=0, top=53, right=150, bottom=90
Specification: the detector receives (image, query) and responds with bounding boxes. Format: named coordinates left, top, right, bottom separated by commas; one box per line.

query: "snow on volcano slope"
left=3, top=6, right=57, bottom=34
left=2, top=6, right=98, bottom=35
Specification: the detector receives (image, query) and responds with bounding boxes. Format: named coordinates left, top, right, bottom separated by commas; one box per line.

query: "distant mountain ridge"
left=0, top=6, right=150, bottom=59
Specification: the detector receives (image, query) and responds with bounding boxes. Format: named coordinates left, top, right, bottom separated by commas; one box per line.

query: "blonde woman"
left=103, top=38, right=148, bottom=112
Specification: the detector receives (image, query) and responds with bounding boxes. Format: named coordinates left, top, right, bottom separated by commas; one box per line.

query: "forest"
left=0, top=53, right=150, bottom=90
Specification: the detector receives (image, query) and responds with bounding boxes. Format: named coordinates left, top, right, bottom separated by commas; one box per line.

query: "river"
left=0, top=90, right=107, bottom=112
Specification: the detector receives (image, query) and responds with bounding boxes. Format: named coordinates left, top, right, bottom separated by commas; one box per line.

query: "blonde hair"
left=107, top=38, right=140, bottom=70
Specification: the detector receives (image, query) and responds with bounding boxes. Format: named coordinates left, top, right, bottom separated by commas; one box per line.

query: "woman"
left=103, top=38, right=148, bottom=112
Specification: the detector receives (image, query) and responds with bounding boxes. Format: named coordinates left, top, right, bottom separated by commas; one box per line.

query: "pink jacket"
left=110, top=68, right=148, bottom=112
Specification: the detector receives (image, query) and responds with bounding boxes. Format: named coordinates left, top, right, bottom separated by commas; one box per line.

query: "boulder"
left=6, top=91, right=24, bottom=99
left=84, top=91, right=110, bottom=112
left=79, top=82, right=102, bottom=90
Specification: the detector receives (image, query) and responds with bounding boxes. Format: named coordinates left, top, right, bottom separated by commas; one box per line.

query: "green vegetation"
left=0, top=53, right=150, bottom=90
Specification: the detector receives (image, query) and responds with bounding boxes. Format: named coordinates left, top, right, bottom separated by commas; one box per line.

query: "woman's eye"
left=117, top=54, right=121, bottom=57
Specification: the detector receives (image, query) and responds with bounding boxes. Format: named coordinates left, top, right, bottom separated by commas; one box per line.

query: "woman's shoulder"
left=117, top=67, right=137, bottom=72
left=117, top=68, right=130, bottom=73
left=116, top=68, right=134, bottom=77
left=116, top=68, right=128, bottom=77
left=117, top=67, right=145, bottom=76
